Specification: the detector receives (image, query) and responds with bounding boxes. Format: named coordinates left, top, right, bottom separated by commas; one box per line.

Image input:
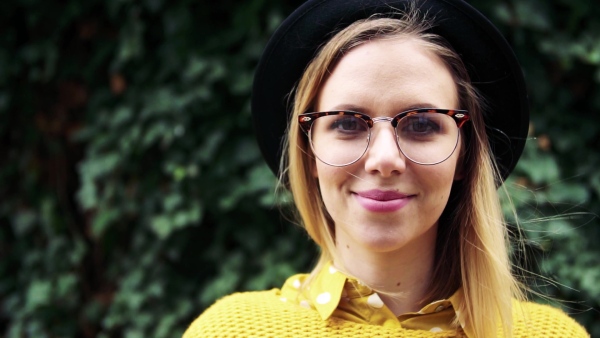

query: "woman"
left=184, top=0, right=589, bottom=337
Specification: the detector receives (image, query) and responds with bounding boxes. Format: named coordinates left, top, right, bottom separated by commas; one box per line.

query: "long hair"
left=282, top=7, right=524, bottom=338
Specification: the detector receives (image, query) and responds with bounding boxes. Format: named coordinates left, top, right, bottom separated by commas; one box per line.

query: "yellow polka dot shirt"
left=183, top=262, right=590, bottom=337
left=280, top=262, right=470, bottom=335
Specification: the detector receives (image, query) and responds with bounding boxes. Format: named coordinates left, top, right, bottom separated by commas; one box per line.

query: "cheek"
left=314, top=162, right=349, bottom=213
left=418, top=160, right=458, bottom=197
left=314, top=161, right=338, bottom=191
left=416, top=166, right=456, bottom=221
left=426, top=141, right=464, bottom=185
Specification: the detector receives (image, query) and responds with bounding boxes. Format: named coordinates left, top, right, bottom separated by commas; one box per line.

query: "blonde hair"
left=282, top=8, right=524, bottom=338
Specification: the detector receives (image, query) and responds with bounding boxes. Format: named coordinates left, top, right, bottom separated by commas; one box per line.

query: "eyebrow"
left=324, top=103, right=441, bottom=115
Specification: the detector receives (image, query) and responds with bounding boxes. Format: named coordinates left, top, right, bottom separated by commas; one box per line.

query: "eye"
left=401, top=115, right=440, bottom=134
left=397, top=114, right=447, bottom=140
left=329, top=116, right=368, bottom=133
left=409, top=116, right=439, bottom=133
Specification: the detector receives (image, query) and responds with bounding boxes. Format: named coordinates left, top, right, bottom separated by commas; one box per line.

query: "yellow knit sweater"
left=183, top=289, right=589, bottom=337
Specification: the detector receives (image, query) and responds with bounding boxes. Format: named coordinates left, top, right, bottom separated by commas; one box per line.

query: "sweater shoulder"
left=182, top=289, right=285, bottom=338
left=513, top=300, right=589, bottom=337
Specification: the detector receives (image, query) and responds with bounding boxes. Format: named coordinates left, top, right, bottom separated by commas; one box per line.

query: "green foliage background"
left=1, top=0, right=598, bottom=337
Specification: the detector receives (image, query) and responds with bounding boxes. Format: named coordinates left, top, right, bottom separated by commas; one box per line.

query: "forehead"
left=317, top=38, right=458, bottom=113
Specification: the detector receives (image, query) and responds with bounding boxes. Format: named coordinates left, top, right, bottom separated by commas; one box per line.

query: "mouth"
left=353, top=189, right=414, bottom=212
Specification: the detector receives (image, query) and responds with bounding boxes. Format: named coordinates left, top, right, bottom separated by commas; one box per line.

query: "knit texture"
left=183, top=289, right=589, bottom=338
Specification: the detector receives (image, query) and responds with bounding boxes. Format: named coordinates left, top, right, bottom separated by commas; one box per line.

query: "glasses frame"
left=298, top=108, right=471, bottom=166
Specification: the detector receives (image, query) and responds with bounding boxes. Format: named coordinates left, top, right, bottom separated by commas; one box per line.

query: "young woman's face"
left=313, top=37, right=463, bottom=255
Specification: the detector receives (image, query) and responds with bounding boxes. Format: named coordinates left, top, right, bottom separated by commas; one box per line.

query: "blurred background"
left=1, top=0, right=599, bottom=337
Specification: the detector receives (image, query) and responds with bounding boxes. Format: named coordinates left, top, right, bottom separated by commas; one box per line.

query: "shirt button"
left=435, top=305, right=445, bottom=312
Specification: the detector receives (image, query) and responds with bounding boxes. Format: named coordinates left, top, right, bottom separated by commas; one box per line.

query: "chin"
left=357, top=231, right=413, bottom=253
left=344, top=220, right=438, bottom=255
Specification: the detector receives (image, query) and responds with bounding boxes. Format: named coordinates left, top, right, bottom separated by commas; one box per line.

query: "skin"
left=313, top=37, right=463, bottom=315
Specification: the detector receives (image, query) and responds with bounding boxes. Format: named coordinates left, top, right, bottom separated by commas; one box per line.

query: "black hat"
left=251, top=0, right=529, bottom=183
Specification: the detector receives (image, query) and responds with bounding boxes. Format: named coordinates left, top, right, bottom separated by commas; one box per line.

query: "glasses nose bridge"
left=367, top=116, right=399, bottom=150
left=370, top=116, right=396, bottom=133
left=369, top=116, right=397, bottom=137
left=371, top=116, right=394, bottom=125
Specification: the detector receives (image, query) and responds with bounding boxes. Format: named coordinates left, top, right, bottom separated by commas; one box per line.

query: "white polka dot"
left=292, top=279, right=301, bottom=289
left=367, top=293, right=384, bottom=308
left=316, top=292, right=331, bottom=304
left=329, top=266, right=337, bottom=274
left=430, top=327, right=443, bottom=332
left=280, top=297, right=287, bottom=302
left=299, top=300, right=311, bottom=309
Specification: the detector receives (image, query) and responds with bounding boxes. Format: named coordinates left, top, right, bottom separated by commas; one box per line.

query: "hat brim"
left=251, top=0, right=529, bottom=183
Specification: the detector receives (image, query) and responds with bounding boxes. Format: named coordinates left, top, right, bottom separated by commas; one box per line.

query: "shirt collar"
left=294, top=261, right=472, bottom=336
left=309, top=263, right=350, bottom=320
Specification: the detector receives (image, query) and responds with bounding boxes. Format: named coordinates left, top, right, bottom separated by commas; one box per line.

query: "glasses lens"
left=396, top=112, right=459, bottom=164
left=309, top=114, right=369, bottom=166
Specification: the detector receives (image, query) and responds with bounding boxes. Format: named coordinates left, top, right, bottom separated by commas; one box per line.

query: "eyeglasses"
left=298, top=108, right=470, bottom=166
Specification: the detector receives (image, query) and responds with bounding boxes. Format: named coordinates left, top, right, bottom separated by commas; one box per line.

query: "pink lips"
left=353, top=190, right=413, bottom=212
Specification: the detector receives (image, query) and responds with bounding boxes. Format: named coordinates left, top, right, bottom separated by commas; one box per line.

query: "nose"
left=363, top=124, right=407, bottom=176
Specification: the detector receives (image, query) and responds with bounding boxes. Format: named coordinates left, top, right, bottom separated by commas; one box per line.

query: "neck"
left=333, top=224, right=437, bottom=315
